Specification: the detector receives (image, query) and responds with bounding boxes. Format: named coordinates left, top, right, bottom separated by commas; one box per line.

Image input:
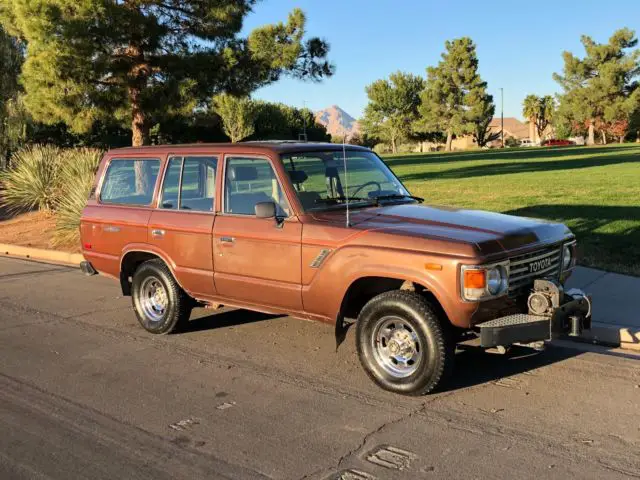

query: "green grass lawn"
left=382, top=144, right=640, bottom=276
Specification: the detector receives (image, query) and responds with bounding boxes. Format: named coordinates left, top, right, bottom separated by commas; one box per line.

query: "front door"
left=148, top=155, right=218, bottom=298
left=213, top=155, right=303, bottom=311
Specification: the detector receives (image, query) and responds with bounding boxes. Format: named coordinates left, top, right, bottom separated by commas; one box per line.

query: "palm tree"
left=522, top=95, right=539, bottom=143
left=536, top=96, right=556, bottom=141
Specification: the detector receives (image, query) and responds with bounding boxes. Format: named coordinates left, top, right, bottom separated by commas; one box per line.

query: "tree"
left=0, top=26, right=23, bottom=164
left=468, top=88, right=496, bottom=147
left=522, top=95, right=555, bottom=142
left=554, top=28, right=640, bottom=145
left=0, top=2, right=333, bottom=149
left=419, top=37, right=492, bottom=151
left=360, top=72, right=425, bottom=154
left=522, top=95, right=539, bottom=142
left=535, top=96, right=556, bottom=140
left=473, top=115, right=500, bottom=147
left=213, top=94, right=257, bottom=143
left=251, top=102, right=329, bottom=141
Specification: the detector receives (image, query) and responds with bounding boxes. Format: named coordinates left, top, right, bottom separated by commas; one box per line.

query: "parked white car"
left=520, top=139, right=537, bottom=147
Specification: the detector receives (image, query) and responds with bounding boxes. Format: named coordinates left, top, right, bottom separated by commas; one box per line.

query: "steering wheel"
left=349, top=181, right=382, bottom=198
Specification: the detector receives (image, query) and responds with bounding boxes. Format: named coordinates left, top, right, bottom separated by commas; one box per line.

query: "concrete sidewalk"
left=567, top=266, right=640, bottom=350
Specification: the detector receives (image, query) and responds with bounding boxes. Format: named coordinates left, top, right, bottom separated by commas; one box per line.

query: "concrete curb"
left=584, top=322, right=640, bottom=351
left=0, top=242, right=638, bottom=352
left=0, top=242, right=83, bottom=267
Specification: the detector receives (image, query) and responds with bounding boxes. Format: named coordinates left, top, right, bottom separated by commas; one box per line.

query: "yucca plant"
left=0, top=145, right=62, bottom=213
left=53, top=148, right=103, bottom=246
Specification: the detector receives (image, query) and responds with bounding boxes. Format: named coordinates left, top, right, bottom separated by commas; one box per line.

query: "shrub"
left=0, top=145, right=62, bottom=213
left=505, top=136, right=521, bottom=148
left=53, top=148, right=103, bottom=246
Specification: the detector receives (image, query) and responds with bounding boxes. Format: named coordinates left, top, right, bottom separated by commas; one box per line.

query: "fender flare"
left=119, top=244, right=188, bottom=295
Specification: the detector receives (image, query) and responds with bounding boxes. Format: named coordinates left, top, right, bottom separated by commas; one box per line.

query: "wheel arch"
left=337, top=275, right=449, bottom=325
left=119, top=246, right=182, bottom=296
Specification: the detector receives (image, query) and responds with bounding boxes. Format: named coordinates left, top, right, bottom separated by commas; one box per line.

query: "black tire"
left=131, top=259, right=192, bottom=334
left=356, top=290, right=454, bottom=396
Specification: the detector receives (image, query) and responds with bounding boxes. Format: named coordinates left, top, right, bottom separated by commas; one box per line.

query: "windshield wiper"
left=371, top=194, right=424, bottom=204
left=314, top=196, right=371, bottom=205
left=313, top=196, right=376, bottom=210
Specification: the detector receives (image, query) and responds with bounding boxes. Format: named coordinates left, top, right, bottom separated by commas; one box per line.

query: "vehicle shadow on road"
left=444, top=344, right=582, bottom=392
left=183, top=308, right=283, bottom=333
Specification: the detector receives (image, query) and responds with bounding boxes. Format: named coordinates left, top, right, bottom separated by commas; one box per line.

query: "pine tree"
left=361, top=72, right=424, bottom=154
left=467, top=85, right=496, bottom=147
left=554, top=28, right=640, bottom=145
left=0, top=26, right=23, bottom=163
left=419, top=38, right=492, bottom=151
left=0, top=2, right=333, bottom=148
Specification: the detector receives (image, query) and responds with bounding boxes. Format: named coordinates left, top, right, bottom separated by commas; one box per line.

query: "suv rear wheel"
left=131, top=259, right=192, bottom=334
left=356, top=290, right=454, bottom=395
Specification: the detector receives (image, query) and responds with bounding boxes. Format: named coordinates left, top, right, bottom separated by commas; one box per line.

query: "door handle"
left=219, top=236, right=235, bottom=243
left=151, top=229, right=165, bottom=238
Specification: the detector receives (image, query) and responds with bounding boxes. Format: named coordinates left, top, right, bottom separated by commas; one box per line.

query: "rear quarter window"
left=100, top=158, right=161, bottom=206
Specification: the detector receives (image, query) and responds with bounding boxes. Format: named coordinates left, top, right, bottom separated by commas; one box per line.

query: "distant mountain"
left=314, top=105, right=360, bottom=139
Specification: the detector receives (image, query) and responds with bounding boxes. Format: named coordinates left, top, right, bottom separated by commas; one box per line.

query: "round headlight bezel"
left=486, top=266, right=504, bottom=295
left=562, top=244, right=572, bottom=270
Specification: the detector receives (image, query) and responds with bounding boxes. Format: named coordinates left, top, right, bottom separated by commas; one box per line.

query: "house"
left=451, top=117, right=533, bottom=149
left=417, top=117, right=550, bottom=151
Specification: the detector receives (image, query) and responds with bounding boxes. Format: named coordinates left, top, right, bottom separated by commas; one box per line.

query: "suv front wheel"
left=356, top=290, right=454, bottom=395
left=131, top=259, right=192, bottom=334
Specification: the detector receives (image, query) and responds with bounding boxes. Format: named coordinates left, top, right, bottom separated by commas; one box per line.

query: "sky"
left=242, top=0, right=640, bottom=120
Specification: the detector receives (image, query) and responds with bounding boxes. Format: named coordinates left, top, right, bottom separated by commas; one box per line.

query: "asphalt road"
left=0, top=256, right=639, bottom=480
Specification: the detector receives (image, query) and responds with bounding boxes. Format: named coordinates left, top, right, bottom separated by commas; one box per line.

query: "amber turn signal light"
left=464, top=269, right=486, bottom=289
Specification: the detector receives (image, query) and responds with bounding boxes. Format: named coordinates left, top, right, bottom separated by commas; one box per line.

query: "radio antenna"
left=342, top=127, right=350, bottom=227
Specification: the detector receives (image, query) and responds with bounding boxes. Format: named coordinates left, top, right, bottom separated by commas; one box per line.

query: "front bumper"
left=476, top=292, right=592, bottom=348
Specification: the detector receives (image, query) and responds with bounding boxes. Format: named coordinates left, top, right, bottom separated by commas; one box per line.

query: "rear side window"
left=100, top=158, right=160, bottom=206
left=160, top=156, right=217, bottom=212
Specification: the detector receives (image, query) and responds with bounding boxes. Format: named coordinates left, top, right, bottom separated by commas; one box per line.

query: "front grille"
left=508, top=245, right=562, bottom=297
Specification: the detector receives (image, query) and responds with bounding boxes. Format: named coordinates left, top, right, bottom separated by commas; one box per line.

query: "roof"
left=488, top=117, right=530, bottom=139
left=108, top=141, right=371, bottom=156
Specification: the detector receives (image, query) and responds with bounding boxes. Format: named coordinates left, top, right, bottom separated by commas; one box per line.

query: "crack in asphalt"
left=304, top=391, right=462, bottom=480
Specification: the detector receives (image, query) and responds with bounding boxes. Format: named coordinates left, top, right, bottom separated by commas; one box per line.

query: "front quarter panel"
left=301, top=231, right=479, bottom=327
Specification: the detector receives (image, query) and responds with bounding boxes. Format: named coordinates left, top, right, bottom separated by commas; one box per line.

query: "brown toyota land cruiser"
left=80, top=142, right=591, bottom=395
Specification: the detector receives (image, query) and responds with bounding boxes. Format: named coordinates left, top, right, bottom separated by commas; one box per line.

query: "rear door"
left=82, top=157, right=161, bottom=278
left=148, top=155, right=218, bottom=297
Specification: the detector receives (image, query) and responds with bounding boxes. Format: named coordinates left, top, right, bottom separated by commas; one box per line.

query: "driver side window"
left=224, top=157, right=290, bottom=217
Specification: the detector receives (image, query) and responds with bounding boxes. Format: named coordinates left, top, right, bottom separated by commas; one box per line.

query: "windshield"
left=281, top=150, right=412, bottom=212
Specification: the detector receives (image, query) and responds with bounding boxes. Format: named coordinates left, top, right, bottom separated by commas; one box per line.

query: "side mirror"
left=255, top=201, right=276, bottom=219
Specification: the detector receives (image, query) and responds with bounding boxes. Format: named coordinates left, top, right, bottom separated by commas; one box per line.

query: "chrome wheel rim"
left=371, top=316, right=422, bottom=378
left=139, top=277, right=168, bottom=322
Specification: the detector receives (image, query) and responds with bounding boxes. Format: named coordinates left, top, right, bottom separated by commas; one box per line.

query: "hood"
left=311, top=203, right=572, bottom=256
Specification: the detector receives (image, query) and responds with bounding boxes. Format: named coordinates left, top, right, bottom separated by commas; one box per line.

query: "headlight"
left=562, top=244, right=572, bottom=270
left=487, top=267, right=503, bottom=295
left=461, top=262, right=509, bottom=301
